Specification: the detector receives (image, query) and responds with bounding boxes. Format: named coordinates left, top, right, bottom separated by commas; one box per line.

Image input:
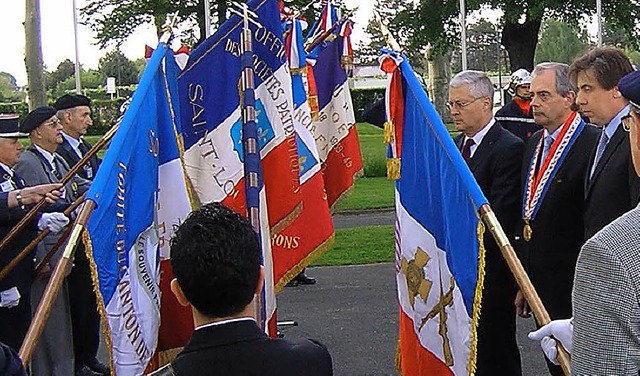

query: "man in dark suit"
left=448, top=70, right=524, bottom=376
left=514, top=63, right=599, bottom=375
left=54, top=94, right=108, bottom=376
left=15, top=106, right=90, bottom=376
left=568, top=47, right=640, bottom=240
left=0, top=113, right=67, bottom=352
left=150, top=202, right=333, bottom=376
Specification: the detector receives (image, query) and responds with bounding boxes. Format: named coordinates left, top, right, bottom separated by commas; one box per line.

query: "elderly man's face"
left=0, top=137, right=23, bottom=167
left=33, top=115, right=63, bottom=152
left=62, top=105, right=92, bottom=139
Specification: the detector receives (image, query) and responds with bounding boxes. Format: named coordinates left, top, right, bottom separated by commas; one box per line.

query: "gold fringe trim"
left=274, top=233, right=335, bottom=293
left=386, top=158, right=401, bottom=180
left=83, top=230, right=116, bottom=376
left=328, top=167, right=364, bottom=214
left=270, top=201, right=303, bottom=235
left=383, top=121, right=394, bottom=144
left=307, top=95, right=320, bottom=121
left=468, top=219, right=486, bottom=375
left=158, top=347, right=183, bottom=367
left=289, top=67, right=307, bottom=75
left=394, top=338, right=402, bottom=373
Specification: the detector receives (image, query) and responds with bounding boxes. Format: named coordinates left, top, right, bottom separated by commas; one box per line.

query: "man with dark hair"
left=514, top=62, right=599, bottom=376
left=568, top=46, right=640, bottom=241
left=54, top=94, right=107, bottom=376
left=152, top=202, right=332, bottom=376
left=448, top=70, right=524, bottom=375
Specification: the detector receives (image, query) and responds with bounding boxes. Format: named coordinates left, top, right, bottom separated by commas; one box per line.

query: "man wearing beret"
left=568, top=47, right=640, bottom=241
left=54, top=95, right=108, bottom=376
left=0, top=113, right=67, bottom=354
left=529, top=69, right=640, bottom=375
left=14, top=106, right=90, bottom=376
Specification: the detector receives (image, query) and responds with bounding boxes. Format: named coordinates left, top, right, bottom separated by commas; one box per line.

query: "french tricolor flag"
left=384, top=51, right=488, bottom=375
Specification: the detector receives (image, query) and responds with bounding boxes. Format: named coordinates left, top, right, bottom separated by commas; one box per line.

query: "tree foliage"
left=0, top=72, right=23, bottom=102
left=535, top=18, right=589, bottom=65
left=99, top=49, right=140, bottom=86
left=45, top=59, right=76, bottom=91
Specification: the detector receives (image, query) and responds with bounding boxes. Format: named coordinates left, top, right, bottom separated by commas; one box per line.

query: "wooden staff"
left=479, top=205, right=571, bottom=375
left=304, top=9, right=355, bottom=53
left=19, top=200, right=95, bottom=366
left=0, top=193, right=85, bottom=282
left=0, top=122, right=119, bottom=256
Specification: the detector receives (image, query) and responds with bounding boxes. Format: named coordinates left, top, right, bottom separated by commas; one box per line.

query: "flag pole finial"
left=159, top=12, right=179, bottom=44
left=373, top=10, right=401, bottom=52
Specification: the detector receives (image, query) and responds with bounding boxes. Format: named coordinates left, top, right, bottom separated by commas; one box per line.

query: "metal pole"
left=596, top=0, right=602, bottom=47
left=497, top=27, right=502, bottom=106
left=460, top=0, right=467, bottom=70
left=204, top=0, right=212, bottom=38
left=72, top=0, right=82, bottom=93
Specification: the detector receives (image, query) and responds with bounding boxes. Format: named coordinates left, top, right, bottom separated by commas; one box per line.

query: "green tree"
left=0, top=72, right=23, bottom=102
left=535, top=18, right=589, bottom=65
left=451, top=19, right=508, bottom=73
left=45, top=59, right=76, bottom=91
left=53, top=68, right=106, bottom=97
left=99, top=49, right=139, bottom=86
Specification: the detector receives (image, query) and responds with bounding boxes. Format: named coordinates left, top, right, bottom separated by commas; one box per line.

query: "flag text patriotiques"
left=388, top=51, right=488, bottom=376
left=84, top=42, right=191, bottom=375
left=177, top=0, right=301, bottom=232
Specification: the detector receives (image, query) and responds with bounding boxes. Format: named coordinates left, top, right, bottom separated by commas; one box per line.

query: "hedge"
left=0, top=87, right=385, bottom=134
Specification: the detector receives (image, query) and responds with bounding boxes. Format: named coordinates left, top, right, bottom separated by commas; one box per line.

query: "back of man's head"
left=170, top=202, right=261, bottom=318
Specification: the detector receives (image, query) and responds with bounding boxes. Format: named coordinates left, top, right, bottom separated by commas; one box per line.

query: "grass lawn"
left=314, top=225, right=395, bottom=266
left=333, top=176, right=394, bottom=211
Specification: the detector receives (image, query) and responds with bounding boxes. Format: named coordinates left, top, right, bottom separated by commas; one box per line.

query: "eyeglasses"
left=44, top=118, right=61, bottom=128
left=621, top=113, right=635, bottom=132
left=446, top=96, right=485, bottom=111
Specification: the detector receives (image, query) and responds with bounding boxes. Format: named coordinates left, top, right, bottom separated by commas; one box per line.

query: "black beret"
left=0, top=113, right=27, bottom=138
left=618, top=71, right=640, bottom=108
left=54, top=94, right=91, bottom=111
left=20, top=106, right=57, bottom=133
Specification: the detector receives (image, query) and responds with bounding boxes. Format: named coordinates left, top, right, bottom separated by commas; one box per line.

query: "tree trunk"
left=426, top=46, right=452, bottom=123
left=501, top=17, right=542, bottom=72
left=24, top=0, right=46, bottom=109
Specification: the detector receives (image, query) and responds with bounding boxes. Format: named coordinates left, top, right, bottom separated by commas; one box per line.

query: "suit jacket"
left=168, top=319, right=332, bottom=376
left=518, top=123, right=599, bottom=319
left=56, top=136, right=100, bottom=181
left=571, top=203, right=640, bottom=375
left=14, top=145, right=90, bottom=273
left=455, top=122, right=524, bottom=375
left=584, top=124, right=640, bottom=240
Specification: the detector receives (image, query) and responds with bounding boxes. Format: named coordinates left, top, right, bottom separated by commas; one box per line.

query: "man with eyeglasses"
left=448, top=70, right=524, bottom=376
left=528, top=69, right=640, bottom=376
left=568, top=47, right=640, bottom=242
left=513, top=63, right=599, bottom=376
left=14, top=106, right=90, bottom=376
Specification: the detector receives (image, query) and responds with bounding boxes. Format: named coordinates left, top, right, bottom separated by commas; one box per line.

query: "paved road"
left=279, top=263, right=548, bottom=375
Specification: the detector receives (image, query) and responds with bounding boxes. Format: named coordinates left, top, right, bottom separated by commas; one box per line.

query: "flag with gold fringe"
left=385, top=50, right=488, bottom=375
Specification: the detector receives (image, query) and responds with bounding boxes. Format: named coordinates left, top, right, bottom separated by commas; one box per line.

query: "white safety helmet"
left=508, top=68, right=532, bottom=96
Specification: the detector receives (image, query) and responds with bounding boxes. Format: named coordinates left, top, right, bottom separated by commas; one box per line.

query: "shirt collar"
left=603, top=104, right=630, bottom=139
left=543, top=123, right=563, bottom=141
left=465, top=118, right=495, bottom=146
left=195, top=317, right=256, bottom=331
left=62, top=131, right=82, bottom=151
left=0, top=163, right=13, bottom=177
left=34, top=144, right=56, bottom=165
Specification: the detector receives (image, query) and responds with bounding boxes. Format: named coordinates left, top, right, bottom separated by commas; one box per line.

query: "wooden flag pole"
left=304, top=9, right=355, bottom=53
left=19, top=200, right=96, bottom=366
left=0, top=193, right=86, bottom=282
left=0, top=123, right=119, bottom=255
left=479, top=205, right=571, bottom=375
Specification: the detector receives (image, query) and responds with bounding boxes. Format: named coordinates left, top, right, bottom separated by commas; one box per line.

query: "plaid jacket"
left=572, top=203, right=640, bottom=375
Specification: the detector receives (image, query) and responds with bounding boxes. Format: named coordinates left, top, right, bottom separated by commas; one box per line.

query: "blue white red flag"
left=84, top=42, right=191, bottom=375
left=386, top=51, right=487, bottom=375
left=271, top=17, right=334, bottom=289
left=177, top=0, right=301, bottom=233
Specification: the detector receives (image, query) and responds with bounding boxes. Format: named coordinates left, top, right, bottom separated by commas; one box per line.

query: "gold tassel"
left=395, top=338, right=402, bottom=373
left=468, top=219, right=486, bottom=375
left=387, top=158, right=401, bottom=180
left=383, top=121, right=394, bottom=143
left=308, top=94, right=320, bottom=121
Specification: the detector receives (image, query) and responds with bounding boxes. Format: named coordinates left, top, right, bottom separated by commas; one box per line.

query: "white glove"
left=38, top=212, right=70, bottom=233
left=0, top=287, right=21, bottom=308
left=528, top=318, right=573, bottom=365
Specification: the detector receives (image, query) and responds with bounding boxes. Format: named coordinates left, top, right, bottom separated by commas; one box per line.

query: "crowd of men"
left=0, top=94, right=107, bottom=376
left=451, top=46, right=640, bottom=375
left=2, top=45, right=640, bottom=376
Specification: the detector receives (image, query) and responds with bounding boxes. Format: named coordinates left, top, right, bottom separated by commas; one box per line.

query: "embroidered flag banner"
left=177, top=0, right=301, bottom=232
left=271, top=17, right=334, bottom=289
left=306, top=3, right=363, bottom=208
left=84, top=43, right=191, bottom=375
left=387, top=51, right=488, bottom=375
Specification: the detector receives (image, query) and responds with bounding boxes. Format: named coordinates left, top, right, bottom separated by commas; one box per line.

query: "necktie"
left=461, top=138, right=475, bottom=163
left=590, top=130, right=609, bottom=179
left=78, top=140, right=90, bottom=156
left=52, top=156, right=63, bottom=180
left=541, top=135, right=554, bottom=162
